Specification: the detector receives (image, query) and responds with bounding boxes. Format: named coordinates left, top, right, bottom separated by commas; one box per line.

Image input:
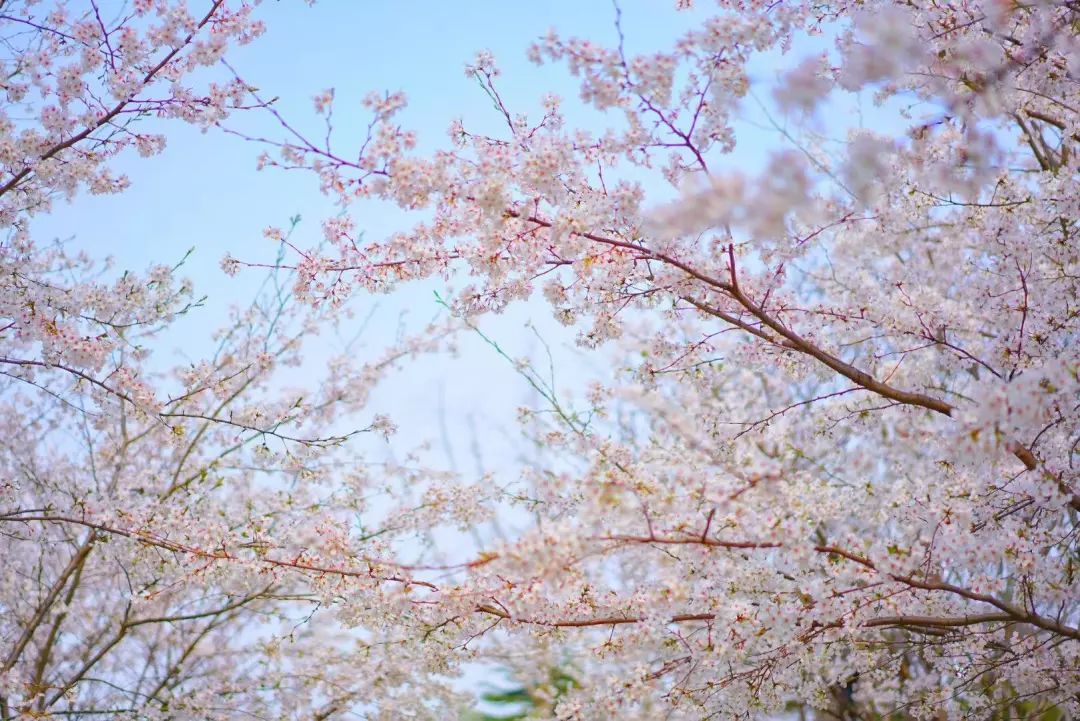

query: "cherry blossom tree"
left=0, top=3, right=468, bottom=718
left=3, top=0, right=1079, bottom=719
left=241, top=0, right=1080, bottom=717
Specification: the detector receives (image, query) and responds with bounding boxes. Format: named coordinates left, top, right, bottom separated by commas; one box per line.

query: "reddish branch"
left=481, top=533, right=1080, bottom=638
left=2, top=514, right=436, bottom=591
left=6, top=512, right=1076, bottom=643
left=474, top=603, right=715, bottom=628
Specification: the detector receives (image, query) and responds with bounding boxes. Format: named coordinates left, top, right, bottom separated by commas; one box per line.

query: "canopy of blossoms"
left=1, top=1, right=1077, bottom=719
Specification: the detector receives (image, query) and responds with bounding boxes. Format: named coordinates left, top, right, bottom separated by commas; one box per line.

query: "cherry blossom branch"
left=862, top=613, right=1016, bottom=630
left=43, top=589, right=274, bottom=710
left=513, top=212, right=1065, bottom=491
left=159, top=410, right=363, bottom=447
left=1, top=536, right=95, bottom=675
left=0, top=0, right=228, bottom=199
left=1, top=514, right=436, bottom=591
left=474, top=603, right=714, bottom=628
left=0, top=357, right=136, bottom=404
left=595, top=533, right=1080, bottom=641
left=510, top=212, right=964, bottom=421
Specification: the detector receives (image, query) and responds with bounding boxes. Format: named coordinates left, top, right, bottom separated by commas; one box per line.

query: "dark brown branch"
left=1, top=537, right=95, bottom=674
left=863, top=613, right=1015, bottom=630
